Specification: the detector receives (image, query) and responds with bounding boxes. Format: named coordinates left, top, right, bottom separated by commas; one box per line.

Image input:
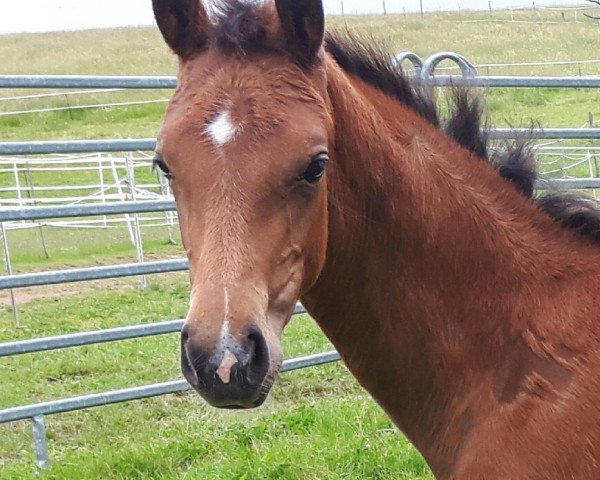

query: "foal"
left=152, top=0, right=600, bottom=477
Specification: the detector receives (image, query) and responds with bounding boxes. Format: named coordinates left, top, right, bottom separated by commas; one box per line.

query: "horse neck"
left=302, top=58, right=590, bottom=475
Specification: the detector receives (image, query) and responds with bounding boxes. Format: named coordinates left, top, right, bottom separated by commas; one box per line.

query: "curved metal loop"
left=391, top=52, right=423, bottom=76
left=420, top=52, right=478, bottom=80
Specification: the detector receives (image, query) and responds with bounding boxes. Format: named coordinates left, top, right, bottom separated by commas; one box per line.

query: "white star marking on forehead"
left=205, top=109, right=239, bottom=147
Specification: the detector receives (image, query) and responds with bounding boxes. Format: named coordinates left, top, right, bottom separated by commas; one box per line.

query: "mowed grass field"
left=1, top=6, right=600, bottom=479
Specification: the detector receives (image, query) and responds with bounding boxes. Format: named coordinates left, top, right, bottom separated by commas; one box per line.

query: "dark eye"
left=152, top=155, right=172, bottom=180
left=299, top=153, right=328, bottom=184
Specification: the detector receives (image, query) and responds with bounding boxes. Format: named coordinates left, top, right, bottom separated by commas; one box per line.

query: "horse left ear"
left=275, top=0, right=325, bottom=68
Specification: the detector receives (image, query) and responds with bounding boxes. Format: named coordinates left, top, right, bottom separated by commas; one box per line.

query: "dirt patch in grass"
left=0, top=258, right=188, bottom=311
left=0, top=278, right=138, bottom=309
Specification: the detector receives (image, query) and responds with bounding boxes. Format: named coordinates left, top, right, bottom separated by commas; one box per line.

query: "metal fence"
left=1, top=53, right=600, bottom=469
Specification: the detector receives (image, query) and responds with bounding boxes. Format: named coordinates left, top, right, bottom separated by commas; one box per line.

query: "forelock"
left=210, top=0, right=275, bottom=52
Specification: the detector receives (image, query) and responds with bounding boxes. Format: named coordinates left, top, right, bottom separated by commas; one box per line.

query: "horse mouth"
left=189, top=374, right=276, bottom=409
left=215, top=377, right=276, bottom=409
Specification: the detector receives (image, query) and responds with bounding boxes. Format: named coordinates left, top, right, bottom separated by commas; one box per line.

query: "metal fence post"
left=32, top=415, right=49, bottom=468
left=125, top=154, right=147, bottom=289
left=0, top=222, right=19, bottom=326
left=24, top=161, right=50, bottom=259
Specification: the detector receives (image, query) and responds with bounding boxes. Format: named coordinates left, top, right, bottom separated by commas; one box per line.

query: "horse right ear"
left=275, top=0, right=325, bottom=68
left=152, top=0, right=211, bottom=58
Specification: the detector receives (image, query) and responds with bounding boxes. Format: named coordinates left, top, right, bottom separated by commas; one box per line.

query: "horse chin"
left=193, top=372, right=277, bottom=410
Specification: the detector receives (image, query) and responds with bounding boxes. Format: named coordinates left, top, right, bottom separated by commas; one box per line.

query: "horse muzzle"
left=181, top=323, right=276, bottom=409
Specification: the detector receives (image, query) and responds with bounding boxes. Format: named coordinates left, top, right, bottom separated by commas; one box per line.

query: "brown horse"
left=151, top=0, right=600, bottom=478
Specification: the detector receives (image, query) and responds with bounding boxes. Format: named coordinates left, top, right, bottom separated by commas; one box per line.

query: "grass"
left=2, top=225, right=183, bottom=273
left=3, top=397, right=432, bottom=480
left=1, top=6, right=600, bottom=479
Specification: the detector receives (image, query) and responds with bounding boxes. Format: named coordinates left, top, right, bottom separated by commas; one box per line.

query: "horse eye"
left=153, top=156, right=172, bottom=180
left=300, top=154, right=328, bottom=184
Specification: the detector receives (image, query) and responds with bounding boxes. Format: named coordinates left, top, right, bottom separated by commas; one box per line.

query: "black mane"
left=324, top=32, right=440, bottom=127
left=325, top=32, right=600, bottom=245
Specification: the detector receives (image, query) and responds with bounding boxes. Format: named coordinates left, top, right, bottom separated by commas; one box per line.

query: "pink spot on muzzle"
left=216, top=349, right=239, bottom=384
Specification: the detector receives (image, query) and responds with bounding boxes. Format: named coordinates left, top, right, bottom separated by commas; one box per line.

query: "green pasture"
left=0, top=6, right=600, bottom=479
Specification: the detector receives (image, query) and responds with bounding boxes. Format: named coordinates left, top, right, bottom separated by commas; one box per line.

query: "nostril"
left=180, top=325, right=199, bottom=387
left=248, top=332, right=266, bottom=366
left=245, top=326, right=269, bottom=377
left=181, top=324, right=190, bottom=345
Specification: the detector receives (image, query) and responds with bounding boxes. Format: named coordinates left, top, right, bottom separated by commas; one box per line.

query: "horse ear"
left=274, top=0, right=325, bottom=68
left=152, top=0, right=211, bottom=58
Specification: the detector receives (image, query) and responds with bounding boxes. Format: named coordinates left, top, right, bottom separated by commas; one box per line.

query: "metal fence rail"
left=492, top=128, right=600, bottom=140
left=428, top=75, right=600, bottom=88
left=0, top=75, right=178, bottom=89
left=0, top=259, right=189, bottom=290
left=1, top=129, right=599, bottom=156
left=0, top=139, right=157, bottom=155
left=2, top=74, right=600, bottom=89
left=0, top=304, right=306, bottom=357
left=0, top=319, right=185, bottom=357
left=0, top=200, right=175, bottom=221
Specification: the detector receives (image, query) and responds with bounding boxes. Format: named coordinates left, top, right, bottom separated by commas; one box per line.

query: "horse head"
left=152, top=0, right=332, bottom=408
